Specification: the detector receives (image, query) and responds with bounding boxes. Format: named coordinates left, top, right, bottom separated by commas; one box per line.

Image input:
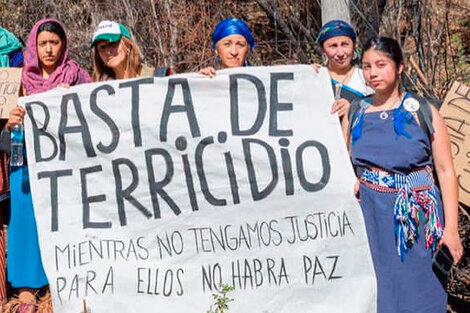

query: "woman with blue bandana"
left=200, top=18, right=255, bottom=77
left=314, top=20, right=373, bottom=121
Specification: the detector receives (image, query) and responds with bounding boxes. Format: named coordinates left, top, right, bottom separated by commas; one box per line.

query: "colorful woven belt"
left=359, top=166, right=443, bottom=261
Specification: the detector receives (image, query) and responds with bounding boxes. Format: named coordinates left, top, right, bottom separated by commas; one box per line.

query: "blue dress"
left=7, top=154, right=48, bottom=288
left=4, top=48, right=45, bottom=287
left=351, top=99, right=447, bottom=312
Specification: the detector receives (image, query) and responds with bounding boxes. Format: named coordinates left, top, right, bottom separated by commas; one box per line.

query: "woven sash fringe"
left=360, top=166, right=443, bottom=261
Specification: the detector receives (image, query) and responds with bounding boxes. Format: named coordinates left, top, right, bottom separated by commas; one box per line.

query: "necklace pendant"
left=380, top=111, right=389, bottom=120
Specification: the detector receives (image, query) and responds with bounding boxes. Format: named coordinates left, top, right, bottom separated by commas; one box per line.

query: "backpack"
left=153, top=67, right=172, bottom=77
left=347, top=92, right=435, bottom=139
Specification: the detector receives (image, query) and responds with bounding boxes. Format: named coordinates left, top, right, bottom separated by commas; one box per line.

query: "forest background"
left=0, top=0, right=469, bottom=312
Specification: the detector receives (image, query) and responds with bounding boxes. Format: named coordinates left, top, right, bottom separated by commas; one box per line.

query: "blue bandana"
left=211, top=18, right=255, bottom=50
left=317, top=20, right=357, bottom=45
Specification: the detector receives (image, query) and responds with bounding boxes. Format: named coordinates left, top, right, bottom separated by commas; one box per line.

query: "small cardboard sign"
left=0, top=67, right=22, bottom=119
left=440, top=82, right=470, bottom=207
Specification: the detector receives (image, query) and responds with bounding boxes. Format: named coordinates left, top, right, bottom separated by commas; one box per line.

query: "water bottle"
left=10, top=124, right=24, bottom=167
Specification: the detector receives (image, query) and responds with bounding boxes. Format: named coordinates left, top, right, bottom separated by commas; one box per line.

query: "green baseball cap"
left=91, top=20, right=131, bottom=47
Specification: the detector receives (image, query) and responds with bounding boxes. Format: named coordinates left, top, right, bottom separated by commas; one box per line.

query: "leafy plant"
left=451, top=33, right=469, bottom=83
left=206, top=284, right=235, bottom=313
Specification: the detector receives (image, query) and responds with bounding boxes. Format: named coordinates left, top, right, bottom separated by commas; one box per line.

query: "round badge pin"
left=403, top=98, right=420, bottom=112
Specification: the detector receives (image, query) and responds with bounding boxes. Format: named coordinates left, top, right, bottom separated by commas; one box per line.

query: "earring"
left=322, top=53, right=329, bottom=66
left=214, top=54, right=221, bottom=70
left=353, top=51, right=358, bottom=60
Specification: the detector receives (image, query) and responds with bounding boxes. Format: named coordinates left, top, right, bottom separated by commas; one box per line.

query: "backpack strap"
left=347, top=99, right=360, bottom=135
left=412, top=93, right=435, bottom=138
left=347, top=96, right=371, bottom=136
left=153, top=67, right=172, bottom=77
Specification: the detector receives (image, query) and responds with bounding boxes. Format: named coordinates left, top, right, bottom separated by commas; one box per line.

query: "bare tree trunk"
left=350, top=0, right=387, bottom=43
left=255, top=0, right=310, bottom=63
left=163, top=0, right=177, bottom=69
left=321, top=0, right=350, bottom=25
left=150, top=0, right=165, bottom=60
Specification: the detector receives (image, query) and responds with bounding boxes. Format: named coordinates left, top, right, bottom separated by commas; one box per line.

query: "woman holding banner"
left=5, top=18, right=90, bottom=313
left=91, top=20, right=171, bottom=81
left=199, top=18, right=255, bottom=76
left=345, top=36, right=463, bottom=312
left=314, top=20, right=373, bottom=119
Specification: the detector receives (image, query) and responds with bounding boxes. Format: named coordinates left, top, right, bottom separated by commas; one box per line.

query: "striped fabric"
left=0, top=152, right=8, bottom=305
left=0, top=152, right=10, bottom=201
left=360, top=166, right=443, bottom=261
left=0, top=219, right=6, bottom=305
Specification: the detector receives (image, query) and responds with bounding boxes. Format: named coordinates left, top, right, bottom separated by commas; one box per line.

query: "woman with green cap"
left=91, top=20, right=170, bottom=81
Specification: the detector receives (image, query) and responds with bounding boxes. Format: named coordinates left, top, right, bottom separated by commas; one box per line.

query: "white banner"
left=21, top=65, right=376, bottom=313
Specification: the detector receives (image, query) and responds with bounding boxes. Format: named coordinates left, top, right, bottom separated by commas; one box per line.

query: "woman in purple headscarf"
left=4, top=18, right=90, bottom=313
left=199, top=18, right=255, bottom=77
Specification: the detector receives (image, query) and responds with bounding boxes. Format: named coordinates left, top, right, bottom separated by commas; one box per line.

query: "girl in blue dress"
left=343, top=37, right=463, bottom=312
